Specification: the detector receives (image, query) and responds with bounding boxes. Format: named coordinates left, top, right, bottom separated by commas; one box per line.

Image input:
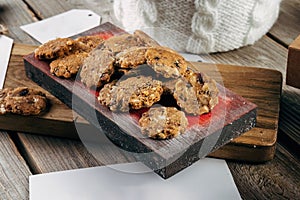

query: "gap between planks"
left=21, top=0, right=42, bottom=21
left=8, top=132, right=39, bottom=174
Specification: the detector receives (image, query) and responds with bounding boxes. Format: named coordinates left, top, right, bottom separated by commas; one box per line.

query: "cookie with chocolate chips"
left=173, top=71, right=219, bottom=115
left=146, top=47, right=188, bottom=78
left=0, top=87, right=48, bottom=115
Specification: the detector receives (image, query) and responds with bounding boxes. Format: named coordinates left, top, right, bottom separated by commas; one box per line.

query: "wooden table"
left=0, top=0, right=299, bottom=199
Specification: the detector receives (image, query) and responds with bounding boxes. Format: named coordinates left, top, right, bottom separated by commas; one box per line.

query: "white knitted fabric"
left=114, top=0, right=281, bottom=53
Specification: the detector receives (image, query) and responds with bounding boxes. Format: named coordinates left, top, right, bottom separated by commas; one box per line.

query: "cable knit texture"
left=114, top=0, right=281, bottom=53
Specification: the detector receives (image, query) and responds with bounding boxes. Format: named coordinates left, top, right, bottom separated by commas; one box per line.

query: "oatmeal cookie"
left=100, top=76, right=163, bottom=112
left=80, top=49, right=115, bottom=88
left=0, top=87, right=48, bottom=115
left=50, top=52, right=89, bottom=78
left=146, top=47, right=188, bottom=78
left=185, top=71, right=219, bottom=110
left=97, top=80, right=116, bottom=107
left=139, top=106, right=188, bottom=140
left=97, top=31, right=159, bottom=55
left=115, top=47, right=148, bottom=69
left=34, top=38, right=75, bottom=60
left=129, top=79, right=163, bottom=110
left=80, top=31, right=161, bottom=88
left=173, top=72, right=219, bottom=115
left=96, top=33, right=144, bottom=54
left=75, top=35, right=104, bottom=48
left=0, top=88, right=10, bottom=114
left=73, top=35, right=104, bottom=53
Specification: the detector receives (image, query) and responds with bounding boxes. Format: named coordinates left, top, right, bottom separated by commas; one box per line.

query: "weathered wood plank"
left=23, top=0, right=119, bottom=26
left=16, top=132, right=300, bottom=200
left=17, top=132, right=136, bottom=174
left=7, top=42, right=280, bottom=163
left=0, top=0, right=39, bottom=44
left=0, top=132, right=31, bottom=200
left=3, top=43, right=90, bottom=138
left=228, top=143, right=300, bottom=199
left=16, top=0, right=298, bottom=156
left=18, top=0, right=297, bottom=164
left=1, top=0, right=297, bottom=198
left=201, top=36, right=287, bottom=74
left=269, top=0, right=300, bottom=46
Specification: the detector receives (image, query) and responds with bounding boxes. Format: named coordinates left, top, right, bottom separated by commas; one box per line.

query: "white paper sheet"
left=30, top=158, right=241, bottom=200
left=0, top=35, right=13, bottom=89
left=20, top=9, right=101, bottom=43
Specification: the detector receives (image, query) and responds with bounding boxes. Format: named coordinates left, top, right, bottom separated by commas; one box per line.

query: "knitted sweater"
left=114, top=0, right=281, bottom=53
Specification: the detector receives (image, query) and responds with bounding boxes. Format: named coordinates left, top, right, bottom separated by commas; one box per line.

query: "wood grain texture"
left=200, top=0, right=300, bottom=159
left=24, top=47, right=258, bottom=178
left=0, top=132, right=31, bottom=200
left=0, top=0, right=39, bottom=45
left=14, top=40, right=277, bottom=163
left=20, top=0, right=300, bottom=159
left=17, top=132, right=136, bottom=174
left=23, top=0, right=120, bottom=26
left=3, top=38, right=279, bottom=164
left=0, top=0, right=296, bottom=198
left=228, top=143, right=300, bottom=199
left=2, top=43, right=89, bottom=138
left=14, top=134, right=300, bottom=199
left=269, top=0, right=300, bottom=46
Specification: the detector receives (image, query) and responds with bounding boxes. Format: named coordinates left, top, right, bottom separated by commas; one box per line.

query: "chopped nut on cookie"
left=98, top=76, right=163, bottom=112
left=139, top=106, right=188, bottom=139
left=50, top=52, right=89, bottom=78
left=34, top=38, right=75, bottom=60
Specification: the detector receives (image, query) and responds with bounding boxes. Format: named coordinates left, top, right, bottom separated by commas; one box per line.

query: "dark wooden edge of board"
left=24, top=51, right=257, bottom=178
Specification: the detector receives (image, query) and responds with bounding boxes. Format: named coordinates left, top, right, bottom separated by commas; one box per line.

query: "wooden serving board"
left=1, top=24, right=281, bottom=166
left=24, top=50, right=257, bottom=179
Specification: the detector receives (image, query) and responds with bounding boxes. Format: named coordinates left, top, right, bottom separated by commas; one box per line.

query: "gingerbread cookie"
left=139, top=106, right=188, bottom=139
left=146, top=47, right=188, bottom=78
left=0, top=87, right=48, bottom=115
left=34, top=38, right=75, bottom=60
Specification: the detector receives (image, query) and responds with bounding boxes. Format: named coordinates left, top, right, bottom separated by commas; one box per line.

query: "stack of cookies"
left=33, top=31, right=219, bottom=140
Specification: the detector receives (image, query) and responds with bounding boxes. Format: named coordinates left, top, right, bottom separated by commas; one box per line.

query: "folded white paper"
left=21, top=9, right=101, bottom=43
left=30, top=159, right=241, bottom=200
left=0, top=35, right=13, bottom=89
